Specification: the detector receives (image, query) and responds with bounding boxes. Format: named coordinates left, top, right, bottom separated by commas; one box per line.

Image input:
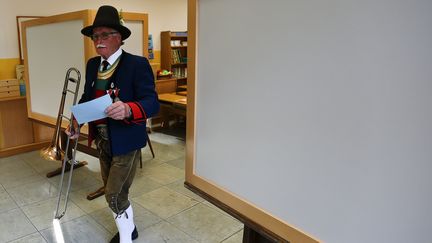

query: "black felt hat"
left=81, top=5, right=131, bottom=40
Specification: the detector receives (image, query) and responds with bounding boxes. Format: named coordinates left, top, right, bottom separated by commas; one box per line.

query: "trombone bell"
left=40, top=145, right=64, bottom=161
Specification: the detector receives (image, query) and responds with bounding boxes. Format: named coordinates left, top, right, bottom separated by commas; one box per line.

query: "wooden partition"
left=22, top=9, right=148, bottom=128
left=186, top=1, right=432, bottom=243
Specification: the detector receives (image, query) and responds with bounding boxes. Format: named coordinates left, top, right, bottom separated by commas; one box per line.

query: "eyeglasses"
left=90, top=31, right=118, bottom=41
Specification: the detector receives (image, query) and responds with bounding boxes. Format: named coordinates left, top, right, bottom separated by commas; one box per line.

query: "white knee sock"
left=113, top=204, right=135, bottom=243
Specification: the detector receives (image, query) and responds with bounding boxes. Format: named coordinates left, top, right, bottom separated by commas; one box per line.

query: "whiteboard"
left=187, top=0, right=432, bottom=242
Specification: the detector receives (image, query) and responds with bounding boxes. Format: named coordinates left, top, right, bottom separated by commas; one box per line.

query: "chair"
left=140, top=129, right=155, bottom=168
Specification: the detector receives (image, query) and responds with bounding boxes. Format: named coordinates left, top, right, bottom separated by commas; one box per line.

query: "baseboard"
left=0, top=141, right=50, bottom=158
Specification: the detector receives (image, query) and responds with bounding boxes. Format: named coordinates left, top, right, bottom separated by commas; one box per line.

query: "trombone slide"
left=52, top=67, right=81, bottom=220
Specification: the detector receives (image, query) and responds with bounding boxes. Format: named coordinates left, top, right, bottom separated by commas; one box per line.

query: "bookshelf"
left=161, top=31, right=188, bottom=92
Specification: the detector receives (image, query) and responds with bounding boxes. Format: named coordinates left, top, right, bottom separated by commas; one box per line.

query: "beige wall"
left=0, top=0, right=187, bottom=58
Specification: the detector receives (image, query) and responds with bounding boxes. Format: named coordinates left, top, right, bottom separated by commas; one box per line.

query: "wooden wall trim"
left=185, top=181, right=287, bottom=243
left=185, top=0, right=197, bottom=182
left=0, top=141, right=50, bottom=158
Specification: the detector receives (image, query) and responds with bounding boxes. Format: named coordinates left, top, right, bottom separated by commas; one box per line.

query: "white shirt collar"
left=101, top=48, right=122, bottom=66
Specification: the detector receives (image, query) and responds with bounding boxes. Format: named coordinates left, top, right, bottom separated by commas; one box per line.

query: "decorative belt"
left=96, top=125, right=109, bottom=140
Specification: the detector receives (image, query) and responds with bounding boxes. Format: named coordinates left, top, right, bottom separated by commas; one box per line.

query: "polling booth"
left=185, top=0, right=432, bottom=242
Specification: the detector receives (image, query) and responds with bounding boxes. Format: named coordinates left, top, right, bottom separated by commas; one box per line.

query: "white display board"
left=188, top=0, right=432, bottom=242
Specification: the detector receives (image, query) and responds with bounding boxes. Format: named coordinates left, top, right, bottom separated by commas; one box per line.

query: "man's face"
left=92, top=27, right=122, bottom=59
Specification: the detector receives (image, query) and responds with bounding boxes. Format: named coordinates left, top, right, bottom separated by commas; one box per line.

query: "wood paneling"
left=33, top=122, right=54, bottom=142
left=0, top=97, right=33, bottom=148
left=0, top=97, right=51, bottom=157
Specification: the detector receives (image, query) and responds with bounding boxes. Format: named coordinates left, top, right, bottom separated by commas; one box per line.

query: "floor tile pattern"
left=0, top=131, right=243, bottom=242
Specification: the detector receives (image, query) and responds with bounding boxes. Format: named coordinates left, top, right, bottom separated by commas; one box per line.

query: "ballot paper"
left=71, top=94, right=112, bottom=124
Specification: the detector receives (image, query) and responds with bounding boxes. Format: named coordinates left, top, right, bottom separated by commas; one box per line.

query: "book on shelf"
left=172, top=31, right=187, bottom=37
left=170, top=40, right=182, bottom=46
left=172, top=67, right=187, bottom=79
left=171, top=49, right=182, bottom=64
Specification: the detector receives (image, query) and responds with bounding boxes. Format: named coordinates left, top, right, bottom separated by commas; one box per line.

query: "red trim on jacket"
left=126, top=101, right=147, bottom=123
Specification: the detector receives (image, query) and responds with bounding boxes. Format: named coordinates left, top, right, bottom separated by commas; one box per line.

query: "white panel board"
left=194, top=0, right=432, bottom=242
left=26, top=19, right=85, bottom=119
left=123, top=20, right=143, bottom=56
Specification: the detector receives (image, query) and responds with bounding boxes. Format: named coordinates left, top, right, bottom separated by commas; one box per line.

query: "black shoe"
left=110, top=226, right=138, bottom=243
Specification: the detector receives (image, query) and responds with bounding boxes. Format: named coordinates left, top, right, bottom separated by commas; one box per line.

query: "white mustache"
left=96, top=44, right=106, bottom=48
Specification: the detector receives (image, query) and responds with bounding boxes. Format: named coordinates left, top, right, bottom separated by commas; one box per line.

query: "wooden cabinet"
left=160, top=31, right=188, bottom=94
left=0, top=97, right=53, bottom=157
left=155, top=78, right=177, bottom=94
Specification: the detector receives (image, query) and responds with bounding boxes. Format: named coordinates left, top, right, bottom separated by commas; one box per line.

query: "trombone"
left=40, top=67, right=80, bottom=161
left=51, top=67, right=81, bottom=220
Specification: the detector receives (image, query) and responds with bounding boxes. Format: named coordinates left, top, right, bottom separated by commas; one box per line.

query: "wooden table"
left=158, top=93, right=187, bottom=106
left=158, top=93, right=187, bottom=127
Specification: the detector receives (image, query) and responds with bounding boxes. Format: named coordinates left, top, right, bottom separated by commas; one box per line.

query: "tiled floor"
left=0, top=131, right=244, bottom=243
